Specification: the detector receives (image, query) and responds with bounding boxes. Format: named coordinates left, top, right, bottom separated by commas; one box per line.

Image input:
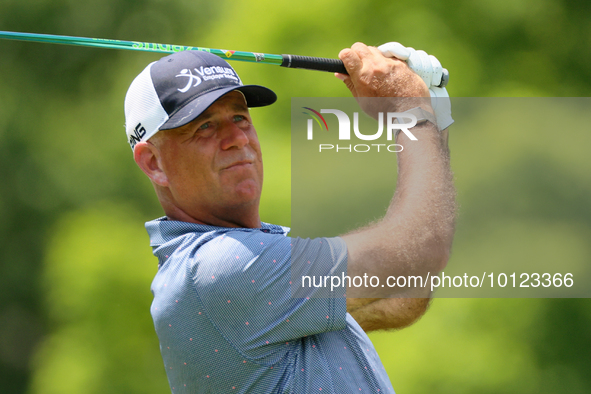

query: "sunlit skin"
left=133, top=91, right=264, bottom=228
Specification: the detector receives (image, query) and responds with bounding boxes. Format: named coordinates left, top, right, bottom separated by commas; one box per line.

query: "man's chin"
left=231, top=187, right=262, bottom=206
left=217, top=178, right=259, bottom=204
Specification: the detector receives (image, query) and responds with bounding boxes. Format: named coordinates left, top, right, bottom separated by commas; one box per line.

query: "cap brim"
left=159, top=85, right=277, bottom=131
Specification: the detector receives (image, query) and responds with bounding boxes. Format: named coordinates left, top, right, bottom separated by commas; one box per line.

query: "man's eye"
left=198, top=122, right=210, bottom=130
left=234, top=115, right=247, bottom=122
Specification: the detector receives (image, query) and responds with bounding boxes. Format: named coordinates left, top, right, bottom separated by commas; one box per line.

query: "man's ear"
left=133, top=141, right=169, bottom=187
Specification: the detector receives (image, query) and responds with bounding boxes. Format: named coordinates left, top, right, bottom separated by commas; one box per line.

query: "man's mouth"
left=223, top=160, right=253, bottom=171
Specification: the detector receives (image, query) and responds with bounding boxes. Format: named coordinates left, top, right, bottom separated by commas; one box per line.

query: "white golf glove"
left=378, top=42, right=454, bottom=130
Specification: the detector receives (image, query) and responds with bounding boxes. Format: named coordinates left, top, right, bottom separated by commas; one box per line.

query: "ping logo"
left=129, top=123, right=146, bottom=149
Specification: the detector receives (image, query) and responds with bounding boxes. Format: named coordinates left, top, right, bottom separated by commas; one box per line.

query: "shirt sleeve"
left=191, top=230, right=348, bottom=363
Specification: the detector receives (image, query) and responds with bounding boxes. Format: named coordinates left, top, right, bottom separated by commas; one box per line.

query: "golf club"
left=0, top=30, right=449, bottom=87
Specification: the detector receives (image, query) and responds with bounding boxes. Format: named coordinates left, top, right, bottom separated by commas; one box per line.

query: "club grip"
left=281, top=54, right=348, bottom=74
left=281, top=54, right=449, bottom=87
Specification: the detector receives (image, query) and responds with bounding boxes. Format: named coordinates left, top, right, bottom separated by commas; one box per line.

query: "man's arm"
left=337, top=43, right=456, bottom=331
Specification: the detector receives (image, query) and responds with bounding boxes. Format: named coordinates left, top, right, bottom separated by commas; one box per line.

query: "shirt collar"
left=145, top=217, right=290, bottom=248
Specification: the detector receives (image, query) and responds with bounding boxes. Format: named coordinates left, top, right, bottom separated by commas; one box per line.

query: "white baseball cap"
left=124, top=50, right=277, bottom=150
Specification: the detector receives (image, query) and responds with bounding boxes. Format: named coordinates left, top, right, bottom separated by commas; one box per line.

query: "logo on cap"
left=175, top=65, right=240, bottom=93
left=176, top=69, right=202, bottom=93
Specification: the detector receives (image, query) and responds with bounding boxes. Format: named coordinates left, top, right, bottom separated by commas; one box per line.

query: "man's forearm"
left=386, top=123, right=455, bottom=271
left=344, top=121, right=455, bottom=296
left=344, top=121, right=454, bottom=329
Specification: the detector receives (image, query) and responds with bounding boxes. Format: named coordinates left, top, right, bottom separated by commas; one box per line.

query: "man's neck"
left=163, top=203, right=262, bottom=229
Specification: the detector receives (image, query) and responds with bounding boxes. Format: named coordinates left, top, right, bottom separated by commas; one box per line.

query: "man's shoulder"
left=145, top=217, right=348, bottom=276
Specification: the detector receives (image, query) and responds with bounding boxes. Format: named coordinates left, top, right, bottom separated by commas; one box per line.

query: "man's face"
left=152, top=91, right=263, bottom=227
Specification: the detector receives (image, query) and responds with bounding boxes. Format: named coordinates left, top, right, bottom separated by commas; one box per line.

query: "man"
left=124, top=42, right=455, bottom=393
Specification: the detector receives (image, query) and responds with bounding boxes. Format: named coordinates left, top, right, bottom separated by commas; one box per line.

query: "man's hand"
left=336, top=43, right=432, bottom=115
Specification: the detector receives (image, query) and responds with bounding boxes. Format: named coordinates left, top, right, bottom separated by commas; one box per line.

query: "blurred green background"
left=0, top=0, right=590, bottom=392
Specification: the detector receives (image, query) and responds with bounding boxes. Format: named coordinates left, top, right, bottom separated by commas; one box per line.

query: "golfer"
left=125, top=42, right=455, bottom=393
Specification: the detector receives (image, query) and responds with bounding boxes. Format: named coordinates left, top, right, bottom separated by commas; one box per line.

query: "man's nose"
left=220, top=122, right=249, bottom=150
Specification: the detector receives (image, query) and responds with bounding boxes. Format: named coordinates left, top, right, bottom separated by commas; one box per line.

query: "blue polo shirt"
left=146, top=218, right=395, bottom=393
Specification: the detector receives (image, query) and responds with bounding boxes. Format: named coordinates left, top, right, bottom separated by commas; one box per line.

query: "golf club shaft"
left=0, top=30, right=449, bottom=87
left=0, top=30, right=347, bottom=74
